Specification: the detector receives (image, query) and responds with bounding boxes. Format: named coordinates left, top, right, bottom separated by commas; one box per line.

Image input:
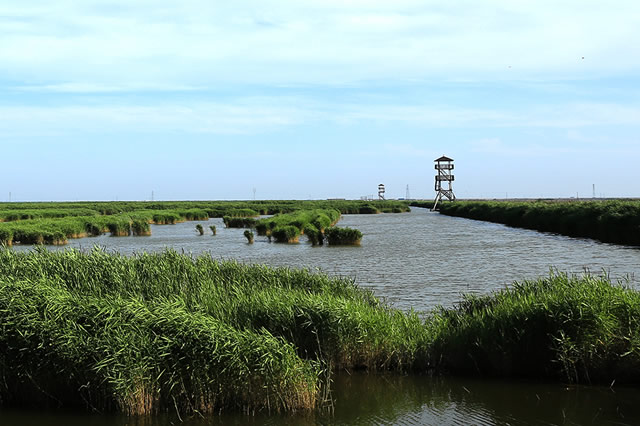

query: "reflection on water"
left=5, top=208, right=640, bottom=425
left=2, top=373, right=639, bottom=425
left=11, top=207, right=640, bottom=312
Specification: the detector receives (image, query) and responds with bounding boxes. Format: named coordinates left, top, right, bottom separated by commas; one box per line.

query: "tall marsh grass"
left=439, top=200, right=640, bottom=246
left=426, top=272, right=640, bottom=384
left=0, top=248, right=429, bottom=414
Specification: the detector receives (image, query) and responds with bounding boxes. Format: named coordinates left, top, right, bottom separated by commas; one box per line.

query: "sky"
left=1, top=1, right=639, bottom=201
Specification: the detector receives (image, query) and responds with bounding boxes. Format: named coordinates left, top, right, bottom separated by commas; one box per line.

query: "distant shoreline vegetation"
left=430, top=200, right=640, bottom=246
left=0, top=200, right=410, bottom=246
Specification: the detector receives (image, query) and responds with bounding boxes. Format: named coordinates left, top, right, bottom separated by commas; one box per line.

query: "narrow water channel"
left=5, top=208, right=640, bottom=425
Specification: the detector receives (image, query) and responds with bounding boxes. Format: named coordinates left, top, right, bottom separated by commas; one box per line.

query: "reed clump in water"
left=195, top=224, right=204, bottom=235
left=255, top=209, right=345, bottom=244
left=210, top=225, right=217, bottom=235
left=244, top=230, right=254, bottom=244
left=324, top=227, right=363, bottom=245
left=131, top=219, right=151, bottom=236
left=303, top=224, right=323, bottom=246
left=272, top=226, right=300, bottom=243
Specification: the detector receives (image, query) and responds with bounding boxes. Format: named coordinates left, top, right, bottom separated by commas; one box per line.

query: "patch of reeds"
left=131, top=219, right=151, bottom=236
left=303, top=224, right=323, bottom=246
left=325, top=227, right=363, bottom=245
left=438, top=200, right=640, bottom=246
left=210, top=225, right=217, bottom=235
left=426, top=272, right=640, bottom=384
left=272, top=226, right=300, bottom=243
left=244, top=230, right=254, bottom=244
left=195, top=224, right=204, bottom=235
left=0, top=248, right=430, bottom=415
left=255, top=209, right=344, bottom=244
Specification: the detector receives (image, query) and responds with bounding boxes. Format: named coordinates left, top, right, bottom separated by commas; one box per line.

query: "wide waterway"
left=12, top=206, right=640, bottom=312
left=5, top=207, right=640, bottom=425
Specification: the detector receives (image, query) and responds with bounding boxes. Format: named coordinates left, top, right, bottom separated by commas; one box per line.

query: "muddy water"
left=5, top=207, right=640, bottom=425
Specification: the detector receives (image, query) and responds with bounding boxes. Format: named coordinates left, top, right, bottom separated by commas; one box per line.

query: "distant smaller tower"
left=378, top=183, right=386, bottom=200
left=405, top=184, right=411, bottom=200
left=431, top=155, right=455, bottom=211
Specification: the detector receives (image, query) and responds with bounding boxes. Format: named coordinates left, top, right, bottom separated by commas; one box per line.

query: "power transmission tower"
left=405, top=184, right=411, bottom=200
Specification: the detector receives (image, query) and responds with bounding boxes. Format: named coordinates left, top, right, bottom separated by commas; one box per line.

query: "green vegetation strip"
left=0, top=200, right=409, bottom=246
left=437, top=200, right=640, bottom=245
left=1, top=248, right=639, bottom=414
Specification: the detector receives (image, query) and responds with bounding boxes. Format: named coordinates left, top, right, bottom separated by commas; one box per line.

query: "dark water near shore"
left=5, top=208, right=640, bottom=425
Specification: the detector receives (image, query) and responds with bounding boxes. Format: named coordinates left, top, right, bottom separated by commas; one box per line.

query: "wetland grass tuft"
left=272, top=225, right=300, bottom=243
left=303, top=224, right=323, bottom=245
left=131, top=219, right=151, bottom=236
left=244, top=230, right=254, bottom=244
left=210, top=225, right=217, bottom=235
left=195, top=224, right=204, bottom=235
left=325, top=227, right=363, bottom=245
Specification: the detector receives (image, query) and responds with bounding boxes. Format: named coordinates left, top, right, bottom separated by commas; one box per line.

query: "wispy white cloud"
left=1, top=1, right=639, bottom=88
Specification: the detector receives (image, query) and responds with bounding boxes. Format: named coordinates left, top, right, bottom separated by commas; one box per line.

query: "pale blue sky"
left=1, top=1, right=639, bottom=201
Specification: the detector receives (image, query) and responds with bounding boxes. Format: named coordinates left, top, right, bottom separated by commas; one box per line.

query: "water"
left=5, top=207, right=640, bottom=425
left=2, top=374, right=639, bottom=425
left=13, top=207, right=640, bottom=312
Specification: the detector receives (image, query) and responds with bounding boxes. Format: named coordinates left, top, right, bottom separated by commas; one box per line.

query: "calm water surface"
left=5, top=208, right=640, bottom=425
left=14, top=207, right=640, bottom=312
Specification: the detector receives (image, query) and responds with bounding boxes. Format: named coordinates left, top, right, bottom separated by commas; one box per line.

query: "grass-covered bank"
left=2, top=249, right=639, bottom=416
left=437, top=200, right=640, bottom=246
left=427, top=273, right=640, bottom=384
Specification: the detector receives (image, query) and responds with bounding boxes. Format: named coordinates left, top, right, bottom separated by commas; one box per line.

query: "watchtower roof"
left=435, top=155, right=453, bottom=162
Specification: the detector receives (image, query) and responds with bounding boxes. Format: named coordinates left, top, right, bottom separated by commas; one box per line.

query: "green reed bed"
left=0, top=200, right=409, bottom=217
left=0, top=248, right=428, bottom=414
left=0, top=215, right=140, bottom=245
left=0, top=208, right=100, bottom=222
left=255, top=209, right=342, bottom=243
left=324, top=227, right=363, bottom=245
left=438, top=200, right=640, bottom=246
left=426, top=273, right=640, bottom=384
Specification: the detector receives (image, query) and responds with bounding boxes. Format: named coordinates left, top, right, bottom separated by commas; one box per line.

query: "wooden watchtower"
left=378, top=183, right=386, bottom=200
left=431, top=155, right=455, bottom=211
